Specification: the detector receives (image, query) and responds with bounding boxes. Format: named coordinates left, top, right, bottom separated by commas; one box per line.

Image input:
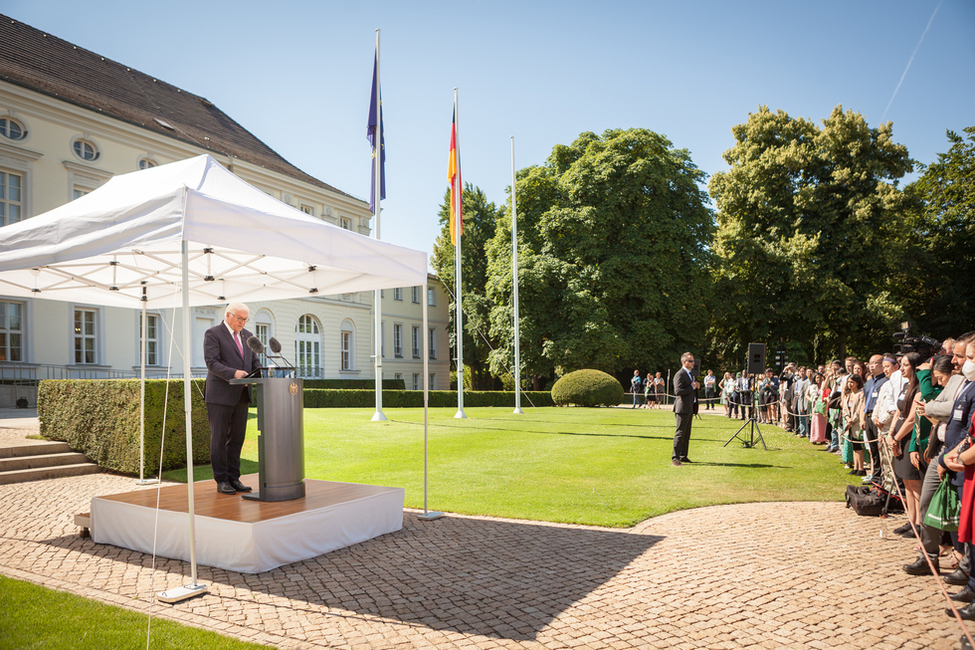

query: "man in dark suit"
left=205, top=302, right=260, bottom=495
left=672, top=351, right=699, bottom=466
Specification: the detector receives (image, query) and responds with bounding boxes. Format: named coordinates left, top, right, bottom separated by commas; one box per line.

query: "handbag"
left=923, top=477, right=961, bottom=531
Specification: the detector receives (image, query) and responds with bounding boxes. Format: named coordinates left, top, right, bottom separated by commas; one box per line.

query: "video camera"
left=892, top=321, right=940, bottom=360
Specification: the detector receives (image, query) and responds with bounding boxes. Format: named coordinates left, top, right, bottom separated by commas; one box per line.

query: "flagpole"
left=511, top=136, right=523, bottom=415
left=417, top=272, right=443, bottom=521
left=453, top=88, right=466, bottom=419
left=371, top=29, right=387, bottom=422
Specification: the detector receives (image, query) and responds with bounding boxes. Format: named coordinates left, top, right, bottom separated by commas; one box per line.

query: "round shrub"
left=551, top=369, right=624, bottom=407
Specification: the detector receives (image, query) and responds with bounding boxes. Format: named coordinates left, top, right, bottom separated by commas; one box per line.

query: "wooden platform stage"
left=90, top=475, right=404, bottom=573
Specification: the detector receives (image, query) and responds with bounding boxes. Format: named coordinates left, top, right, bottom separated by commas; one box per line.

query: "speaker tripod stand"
left=723, top=413, right=767, bottom=450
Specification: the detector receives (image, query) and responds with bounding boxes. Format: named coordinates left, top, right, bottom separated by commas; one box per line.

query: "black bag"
left=845, top=485, right=886, bottom=517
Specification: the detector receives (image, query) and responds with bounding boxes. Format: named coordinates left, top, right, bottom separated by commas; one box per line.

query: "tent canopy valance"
left=0, top=154, right=427, bottom=309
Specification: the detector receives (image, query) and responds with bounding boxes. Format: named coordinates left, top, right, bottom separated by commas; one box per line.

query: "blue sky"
left=5, top=1, right=973, bottom=262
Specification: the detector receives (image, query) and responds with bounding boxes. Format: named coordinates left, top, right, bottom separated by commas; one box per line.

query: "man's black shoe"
left=229, top=478, right=252, bottom=493
left=217, top=481, right=236, bottom=495
left=951, top=586, right=975, bottom=603
left=680, top=458, right=693, bottom=463
left=947, top=601, right=975, bottom=620
left=903, top=556, right=938, bottom=576
left=892, top=522, right=912, bottom=535
left=945, top=568, right=970, bottom=586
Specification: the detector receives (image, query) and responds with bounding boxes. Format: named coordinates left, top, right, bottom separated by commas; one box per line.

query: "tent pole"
left=158, top=236, right=207, bottom=603
left=417, top=273, right=442, bottom=521
left=136, top=286, right=157, bottom=485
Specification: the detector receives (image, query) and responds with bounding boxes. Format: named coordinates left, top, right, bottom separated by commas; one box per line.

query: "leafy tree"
left=431, top=183, right=504, bottom=390
left=708, top=105, right=913, bottom=363
left=486, top=128, right=714, bottom=386
left=899, top=127, right=975, bottom=339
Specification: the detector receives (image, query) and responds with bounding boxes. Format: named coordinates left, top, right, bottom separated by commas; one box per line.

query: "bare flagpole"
left=418, top=273, right=443, bottom=521
left=452, top=88, right=466, bottom=419
left=511, top=137, right=523, bottom=414
left=371, top=29, right=387, bottom=422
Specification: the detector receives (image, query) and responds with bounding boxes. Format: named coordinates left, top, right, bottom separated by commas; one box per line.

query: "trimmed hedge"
left=38, top=379, right=210, bottom=475
left=303, top=389, right=554, bottom=408
left=302, top=378, right=406, bottom=390
left=551, top=369, right=624, bottom=407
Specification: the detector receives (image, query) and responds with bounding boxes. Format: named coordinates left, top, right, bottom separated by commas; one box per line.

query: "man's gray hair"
left=225, top=302, right=249, bottom=318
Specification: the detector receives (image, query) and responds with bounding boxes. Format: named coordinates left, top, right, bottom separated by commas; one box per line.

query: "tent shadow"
left=40, top=511, right=662, bottom=642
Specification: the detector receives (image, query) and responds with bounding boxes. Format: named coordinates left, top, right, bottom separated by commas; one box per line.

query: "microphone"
left=268, top=337, right=295, bottom=368
left=246, top=336, right=265, bottom=355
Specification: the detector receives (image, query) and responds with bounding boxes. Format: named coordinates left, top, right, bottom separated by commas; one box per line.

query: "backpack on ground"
left=845, top=484, right=893, bottom=517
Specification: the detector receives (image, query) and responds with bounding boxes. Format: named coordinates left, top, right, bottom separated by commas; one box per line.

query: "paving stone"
left=0, top=417, right=970, bottom=649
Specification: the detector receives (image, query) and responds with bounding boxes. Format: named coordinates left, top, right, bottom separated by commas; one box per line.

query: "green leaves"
left=486, top=128, right=715, bottom=383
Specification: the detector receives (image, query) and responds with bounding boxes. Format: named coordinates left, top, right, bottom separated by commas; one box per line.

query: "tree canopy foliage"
left=707, top=105, right=914, bottom=363
left=485, top=128, right=714, bottom=385
left=899, top=127, right=975, bottom=339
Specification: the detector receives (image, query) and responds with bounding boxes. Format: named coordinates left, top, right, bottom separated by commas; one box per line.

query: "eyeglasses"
left=229, top=313, right=248, bottom=323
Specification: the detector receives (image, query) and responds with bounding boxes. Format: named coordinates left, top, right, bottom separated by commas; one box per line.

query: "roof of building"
left=0, top=14, right=354, bottom=199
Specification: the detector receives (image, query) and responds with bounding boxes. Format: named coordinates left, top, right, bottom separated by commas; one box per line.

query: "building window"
left=72, top=138, right=99, bottom=162
left=339, top=216, right=352, bottom=230
left=254, top=309, right=274, bottom=368
left=430, top=373, right=436, bottom=390
left=0, top=301, right=23, bottom=362
left=300, top=204, right=314, bottom=216
left=394, top=373, right=403, bottom=382
left=381, top=320, right=385, bottom=358
left=0, top=118, right=25, bottom=141
left=0, top=171, right=22, bottom=226
left=428, top=327, right=437, bottom=360
left=340, top=320, right=354, bottom=371
left=411, top=287, right=421, bottom=303
left=393, top=323, right=403, bottom=358
left=138, top=157, right=156, bottom=170
left=428, top=286, right=436, bottom=306
left=412, top=325, right=421, bottom=359
left=412, top=373, right=421, bottom=390
left=295, top=314, right=321, bottom=378
left=74, top=308, right=97, bottom=364
left=140, top=313, right=160, bottom=366
left=72, top=188, right=88, bottom=201
left=393, top=288, right=402, bottom=301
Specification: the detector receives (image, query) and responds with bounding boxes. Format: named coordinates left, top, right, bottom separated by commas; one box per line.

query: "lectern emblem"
left=289, top=383, right=299, bottom=395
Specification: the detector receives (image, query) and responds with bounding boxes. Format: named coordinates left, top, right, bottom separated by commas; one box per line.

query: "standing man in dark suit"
left=205, top=302, right=260, bottom=495
left=672, top=351, right=699, bottom=466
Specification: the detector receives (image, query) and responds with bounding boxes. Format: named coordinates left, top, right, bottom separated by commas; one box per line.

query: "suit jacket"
left=204, top=323, right=260, bottom=406
left=673, top=367, right=697, bottom=414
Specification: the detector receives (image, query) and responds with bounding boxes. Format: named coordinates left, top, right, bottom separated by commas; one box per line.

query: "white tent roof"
left=0, top=154, right=427, bottom=309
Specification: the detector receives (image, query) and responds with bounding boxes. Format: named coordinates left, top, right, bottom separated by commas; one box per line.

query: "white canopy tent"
left=0, top=154, right=431, bottom=599
left=0, top=154, right=426, bottom=304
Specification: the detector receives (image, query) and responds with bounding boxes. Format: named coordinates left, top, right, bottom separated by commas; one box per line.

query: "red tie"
left=234, top=331, right=243, bottom=358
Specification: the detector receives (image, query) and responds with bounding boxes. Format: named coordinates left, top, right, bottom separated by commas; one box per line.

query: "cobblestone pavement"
left=0, top=411, right=970, bottom=649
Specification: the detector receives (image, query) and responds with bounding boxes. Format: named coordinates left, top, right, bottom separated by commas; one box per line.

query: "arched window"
left=295, top=314, right=321, bottom=378
left=138, top=157, right=157, bottom=170
left=340, top=320, right=355, bottom=371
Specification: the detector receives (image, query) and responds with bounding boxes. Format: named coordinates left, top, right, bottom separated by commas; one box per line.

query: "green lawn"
left=0, top=575, right=271, bottom=650
left=167, top=406, right=858, bottom=528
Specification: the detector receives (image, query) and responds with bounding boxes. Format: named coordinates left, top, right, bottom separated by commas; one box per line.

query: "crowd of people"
left=630, top=331, right=975, bottom=625
left=715, top=334, right=975, bottom=623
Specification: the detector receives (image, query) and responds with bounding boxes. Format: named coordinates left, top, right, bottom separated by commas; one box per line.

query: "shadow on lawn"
left=41, top=512, right=661, bottom=643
